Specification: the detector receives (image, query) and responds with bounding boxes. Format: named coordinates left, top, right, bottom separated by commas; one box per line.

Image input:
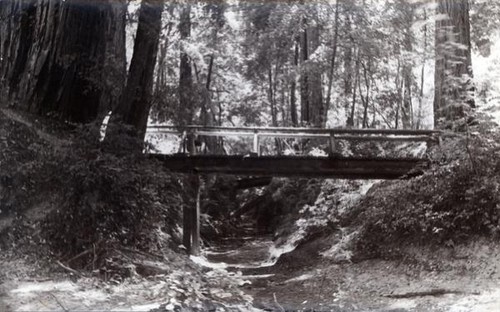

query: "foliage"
left=41, top=126, right=185, bottom=269
left=351, top=130, right=500, bottom=256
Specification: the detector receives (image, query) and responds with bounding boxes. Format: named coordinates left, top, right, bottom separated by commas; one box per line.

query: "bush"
left=352, top=131, right=500, bottom=256
left=41, top=126, right=186, bottom=269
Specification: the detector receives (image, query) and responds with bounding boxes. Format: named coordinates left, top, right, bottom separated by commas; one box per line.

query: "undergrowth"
left=0, top=111, right=187, bottom=272
left=352, top=130, right=500, bottom=257
left=41, top=126, right=186, bottom=270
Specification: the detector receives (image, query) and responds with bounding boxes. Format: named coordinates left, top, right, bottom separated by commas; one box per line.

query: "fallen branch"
left=65, top=248, right=93, bottom=264
left=384, top=288, right=479, bottom=299
left=56, top=260, right=83, bottom=277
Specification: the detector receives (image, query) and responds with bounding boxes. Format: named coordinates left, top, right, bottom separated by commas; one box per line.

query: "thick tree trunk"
left=1, top=0, right=126, bottom=124
left=111, top=0, right=163, bottom=141
left=434, top=0, right=474, bottom=128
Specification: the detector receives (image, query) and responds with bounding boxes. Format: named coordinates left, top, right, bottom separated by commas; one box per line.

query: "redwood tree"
left=111, top=0, right=164, bottom=140
left=0, top=0, right=127, bottom=123
left=434, top=0, right=474, bottom=127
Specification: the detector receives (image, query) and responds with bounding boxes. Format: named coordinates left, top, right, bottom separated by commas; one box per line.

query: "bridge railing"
left=147, top=125, right=440, bottom=156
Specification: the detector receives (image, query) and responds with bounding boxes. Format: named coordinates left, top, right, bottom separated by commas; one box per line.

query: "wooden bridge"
left=148, top=125, right=439, bottom=179
left=146, top=125, right=440, bottom=254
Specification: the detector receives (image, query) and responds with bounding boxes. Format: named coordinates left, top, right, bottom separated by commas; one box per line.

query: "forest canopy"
left=1, top=0, right=497, bottom=139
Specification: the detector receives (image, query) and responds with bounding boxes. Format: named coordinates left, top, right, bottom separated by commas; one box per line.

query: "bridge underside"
left=153, top=155, right=428, bottom=179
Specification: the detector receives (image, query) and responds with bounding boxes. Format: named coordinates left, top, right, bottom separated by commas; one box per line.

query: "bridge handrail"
left=147, top=125, right=442, bottom=156
left=147, top=125, right=440, bottom=136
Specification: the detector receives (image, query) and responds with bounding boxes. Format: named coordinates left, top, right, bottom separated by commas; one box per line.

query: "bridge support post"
left=182, top=195, right=192, bottom=252
left=182, top=174, right=201, bottom=256
left=191, top=174, right=201, bottom=255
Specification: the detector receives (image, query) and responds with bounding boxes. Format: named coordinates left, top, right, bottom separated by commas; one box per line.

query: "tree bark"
left=300, top=15, right=309, bottom=126
left=290, top=39, right=299, bottom=127
left=416, top=9, right=428, bottom=130
left=348, top=49, right=360, bottom=127
left=324, top=0, right=340, bottom=128
left=178, top=4, right=194, bottom=126
left=434, top=0, right=474, bottom=128
left=111, top=0, right=163, bottom=141
left=1, top=0, right=127, bottom=124
left=308, top=23, right=323, bottom=128
left=401, top=4, right=414, bottom=129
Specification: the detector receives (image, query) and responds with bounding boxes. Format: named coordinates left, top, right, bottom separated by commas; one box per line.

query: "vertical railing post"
left=253, top=132, right=260, bottom=156
left=180, top=130, right=187, bottom=154
left=329, top=132, right=336, bottom=157
left=187, top=130, right=196, bottom=155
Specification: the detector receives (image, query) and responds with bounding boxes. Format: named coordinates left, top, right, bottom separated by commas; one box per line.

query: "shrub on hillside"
left=41, top=126, right=186, bottom=269
left=352, top=131, right=500, bottom=256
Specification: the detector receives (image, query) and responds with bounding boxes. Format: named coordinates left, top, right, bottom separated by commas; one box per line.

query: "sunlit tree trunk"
left=290, top=39, right=299, bottom=127
left=324, top=0, right=340, bottom=128
left=299, top=15, right=309, bottom=126
left=434, top=0, right=474, bottom=128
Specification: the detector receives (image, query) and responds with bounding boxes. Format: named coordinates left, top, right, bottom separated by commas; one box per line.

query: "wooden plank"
left=236, top=177, right=273, bottom=189
left=154, top=155, right=427, bottom=179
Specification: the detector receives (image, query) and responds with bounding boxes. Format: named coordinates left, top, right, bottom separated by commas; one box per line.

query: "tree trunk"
left=309, top=23, right=323, bottom=128
left=347, top=50, right=360, bottom=127
left=360, top=61, right=371, bottom=129
left=268, top=66, right=277, bottom=126
left=343, top=14, right=354, bottom=126
left=1, top=0, right=126, bottom=124
left=290, top=40, right=299, bottom=127
left=324, top=0, right=340, bottom=128
left=178, top=4, right=194, bottom=127
left=401, top=3, right=414, bottom=129
left=434, top=0, right=474, bottom=128
left=416, top=9, right=428, bottom=130
left=300, top=16, right=309, bottom=126
left=110, top=0, right=163, bottom=141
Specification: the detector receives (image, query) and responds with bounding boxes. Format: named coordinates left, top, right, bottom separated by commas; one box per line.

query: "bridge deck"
left=153, top=155, right=427, bottom=179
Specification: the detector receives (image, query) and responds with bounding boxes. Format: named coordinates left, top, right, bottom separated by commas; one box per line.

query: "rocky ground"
left=4, top=232, right=500, bottom=311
